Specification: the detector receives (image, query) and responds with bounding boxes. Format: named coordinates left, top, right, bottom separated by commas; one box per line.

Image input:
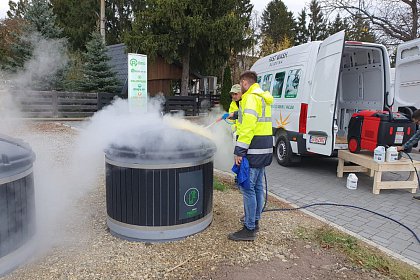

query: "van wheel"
left=275, top=135, right=295, bottom=166
left=348, top=137, right=360, bottom=153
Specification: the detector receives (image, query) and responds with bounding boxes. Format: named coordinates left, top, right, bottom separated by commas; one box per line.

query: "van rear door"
left=306, top=30, right=345, bottom=156
left=394, top=38, right=420, bottom=110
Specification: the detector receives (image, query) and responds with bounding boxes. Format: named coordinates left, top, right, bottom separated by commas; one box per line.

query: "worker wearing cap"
left=229, top=84, right=242, bottom=134
left=228, top=70, right=273, bottom=242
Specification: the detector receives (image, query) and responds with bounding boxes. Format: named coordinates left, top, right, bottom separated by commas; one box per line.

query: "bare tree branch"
left=321, top=0, right=419, bottom=44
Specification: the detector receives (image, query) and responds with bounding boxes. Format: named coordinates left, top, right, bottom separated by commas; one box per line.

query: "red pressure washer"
left=347, top=109, right=416, bottom=153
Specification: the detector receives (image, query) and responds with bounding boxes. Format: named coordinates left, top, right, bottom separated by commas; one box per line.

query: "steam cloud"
left=0, top=30, right=236, bottom=274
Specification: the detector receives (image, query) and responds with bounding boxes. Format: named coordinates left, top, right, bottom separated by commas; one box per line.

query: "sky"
left=0, top=0, right=308, bottom=20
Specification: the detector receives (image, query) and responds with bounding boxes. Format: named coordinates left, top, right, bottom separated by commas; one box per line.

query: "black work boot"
left=228, top=226, right=256, bottom=241
left=239, top=216, right=259, bottom=232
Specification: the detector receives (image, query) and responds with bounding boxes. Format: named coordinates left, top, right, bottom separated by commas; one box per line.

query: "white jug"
left=386, top=146, right=399, bottom=162
left=346, top=173, right=358, bottom=190
left=374, top=146, right=385, bottom=163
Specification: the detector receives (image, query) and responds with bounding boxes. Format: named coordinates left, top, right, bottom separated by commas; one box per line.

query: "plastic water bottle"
left=386, top=146, right=399, bottom=162
left=346, top=173, right=358, bottom=190
left=374, top=146, right=385, bottom=163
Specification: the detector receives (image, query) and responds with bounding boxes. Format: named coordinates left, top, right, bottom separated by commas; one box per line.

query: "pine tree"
left=328, top=14, right=347, bottom=36
left=220, top=66, right=232, bottom=112
left=78, top=32, right=120, bottom=93
left=7, top=0, right=29, bottom=19
left=260, top=0, right=295, bottom=45
left=51, top=0, right=98, bottom=51
left=127, top=0, right=253, bottom=96
left=294, top=8, right=309, bottom=45
left=25, top=0, right=62, bottom=39
left=105, top=0, right=147, bottom=45
left=308, top=0, right=327, bottom=41
left=3, top=0, right=65, bottom=75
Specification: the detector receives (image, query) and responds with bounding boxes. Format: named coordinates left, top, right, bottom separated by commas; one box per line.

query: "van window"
left=285, top=69, right=301, bottom=98
left=401, top=46, right=420, bottom=59
left=257, top=76, right=262, bottom=85
left=262, top=74, right=273, bottom=91
left=272, top=72, right=285, bottom=98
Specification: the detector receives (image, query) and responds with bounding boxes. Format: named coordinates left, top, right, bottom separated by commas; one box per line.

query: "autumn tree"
left=260, top=35, right=292, bottom=57
left=347, top=13, right=376, bottom=42
left=3, top=0, right=64, bottom=72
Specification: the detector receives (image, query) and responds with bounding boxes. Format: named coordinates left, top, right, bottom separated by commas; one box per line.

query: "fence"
left=163, top=94, right=221, bottom=116
left=8, top=91, right=120, bottom=118
left=5, top=91, right=220, bottom=118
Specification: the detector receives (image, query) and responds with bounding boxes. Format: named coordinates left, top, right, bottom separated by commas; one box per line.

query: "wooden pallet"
left=337, top=150, right=420, bottom=194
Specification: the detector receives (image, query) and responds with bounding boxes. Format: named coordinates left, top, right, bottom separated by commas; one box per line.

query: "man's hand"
left=235, top=155, right=242, bottom=165
left=397, top=146, right=405, bottom=152
left=217, top=113, right=234, bottom=122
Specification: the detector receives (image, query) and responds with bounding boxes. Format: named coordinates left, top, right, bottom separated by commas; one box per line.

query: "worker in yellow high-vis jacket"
left=228, top=84, right=241, bottom=135
left=228, top=70, right=273, bottom=242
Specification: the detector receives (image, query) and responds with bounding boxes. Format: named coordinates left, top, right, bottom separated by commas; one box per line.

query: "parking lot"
left=265, top=155, right=420, bottom=267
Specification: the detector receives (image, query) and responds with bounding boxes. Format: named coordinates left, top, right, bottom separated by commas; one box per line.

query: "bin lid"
left=0, top=134, right=35, bottom=181
left=105, top=127, right=217, bottom=165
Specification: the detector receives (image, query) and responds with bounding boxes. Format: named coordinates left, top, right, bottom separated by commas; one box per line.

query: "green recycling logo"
left=129, top=58, right=138, bottom=67
left=184, top=188, right=199, bottom=207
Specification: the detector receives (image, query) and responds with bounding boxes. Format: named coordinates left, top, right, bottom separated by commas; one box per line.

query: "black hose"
left=263, top=170, right=268, bottom=211
left=261, top=167, right=420, bottom=244
left=264, top=202, right=420, bottom=244
left=401, top=151, right=420, bottom=186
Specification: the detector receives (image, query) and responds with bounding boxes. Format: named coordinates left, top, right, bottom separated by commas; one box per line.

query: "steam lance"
left=205, top=113, right=233, bottom=128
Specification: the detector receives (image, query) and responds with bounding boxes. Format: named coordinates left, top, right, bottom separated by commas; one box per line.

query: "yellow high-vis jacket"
left=228, top=100, right=239, bottom=132
left=234, top=83, right=273, bottom=168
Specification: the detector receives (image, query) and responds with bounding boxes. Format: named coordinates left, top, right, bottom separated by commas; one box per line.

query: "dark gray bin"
left=0, top=134, right=36, bottom=274
left=105, top=127, right=216, bottom=241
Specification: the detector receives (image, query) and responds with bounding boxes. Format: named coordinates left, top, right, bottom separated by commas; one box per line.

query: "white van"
left=251, top=31, right=420, bottom=166
left=392, top=38, right=420, bottom=117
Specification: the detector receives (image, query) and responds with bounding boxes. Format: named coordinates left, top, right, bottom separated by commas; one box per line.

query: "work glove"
left=221, top=113, right=230, bottom=120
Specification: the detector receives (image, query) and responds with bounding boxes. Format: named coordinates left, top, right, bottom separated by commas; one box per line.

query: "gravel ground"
left=0, top=122, right=412, bottom=279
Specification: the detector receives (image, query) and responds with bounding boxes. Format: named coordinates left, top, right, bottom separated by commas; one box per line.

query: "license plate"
left=310, top=135, right=327, bottom=145
left=395, top=131, right=404, bottom=144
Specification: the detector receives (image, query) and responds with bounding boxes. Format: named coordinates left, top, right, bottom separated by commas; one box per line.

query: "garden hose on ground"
left=400, top=151, right=420, bottom=200
left=261, top=170, right=420, bottom=244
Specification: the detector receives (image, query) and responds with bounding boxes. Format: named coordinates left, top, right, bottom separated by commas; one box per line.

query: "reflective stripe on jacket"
left=234, top=83, right=273, bottom=168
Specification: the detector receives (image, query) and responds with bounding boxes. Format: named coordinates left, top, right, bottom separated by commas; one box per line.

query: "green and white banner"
left=128, top=53, right=148, bottom=113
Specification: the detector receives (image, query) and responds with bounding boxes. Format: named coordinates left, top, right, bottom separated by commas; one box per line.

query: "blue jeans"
left=239, top=167, right=265, bottom=230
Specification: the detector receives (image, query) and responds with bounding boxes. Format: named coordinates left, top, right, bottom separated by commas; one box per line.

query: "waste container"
left=105, top=127, right=216, bottom=241
left=0, top=134, right=36, bottom=274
